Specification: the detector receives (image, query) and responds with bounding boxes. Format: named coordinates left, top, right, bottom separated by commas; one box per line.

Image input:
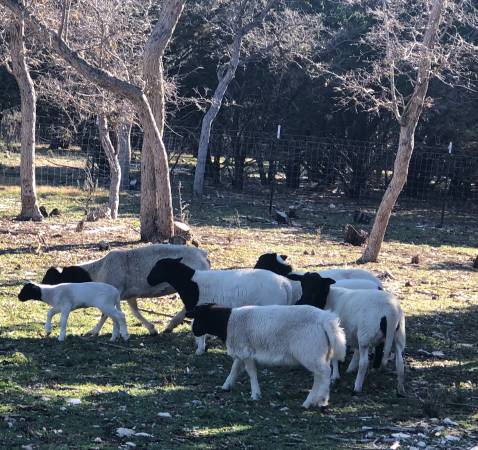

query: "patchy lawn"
left=0, top=186, right=477, bottom=449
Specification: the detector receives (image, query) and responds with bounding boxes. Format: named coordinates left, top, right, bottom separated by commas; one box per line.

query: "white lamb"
left=146, top=257, right=294, bottom=354
left=186, top=303, right=346, bottom=408
left=18, top=282, right=128, bottom=342
left=41, top=244, right=210, bottom=335
left=289, top=272, right=405, bottom=395
left=254, top=253, right=382, bottom=302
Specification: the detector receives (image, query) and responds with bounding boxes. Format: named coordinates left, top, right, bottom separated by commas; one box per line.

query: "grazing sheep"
left=18, top=282, right=128, bottom=342
left=147, top=258, right=293, bottom=354
left=289, top=272, right=405, bottom=395
left=254, top=253, right=382, bottom=302
left=186, top=303, right=346, bottom=408
left=41, top=244, right=210, bottom=336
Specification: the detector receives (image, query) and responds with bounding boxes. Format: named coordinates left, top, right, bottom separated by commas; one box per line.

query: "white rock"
left=442, top=417, right=458, bottom=427
left=116, top=427, right=135, bottom=438
left=94, top=437, right=102, bottom=443
left=134, top=432, right=152, bottom=437
left=445, top=435, right=460, bottom=442
left=158, top=412, right=172, bottom=419
left=21, top=445, right=33, bottom=450
left=125, top=443, right=136, bottom=448
left=390, top=441, right=400, bottom=449
left=329, top=203, right=336, bottom=209
left=416, top=442, right=426, bottom=448
left=279, top=407, right=289, bottom=412
left=66, top=398, right=81, bottom=406
left=409, top=447, right=419, bottom=450
left=392, top=433, right=411, bottom=439
left=431, top=351, right=444, bottom=357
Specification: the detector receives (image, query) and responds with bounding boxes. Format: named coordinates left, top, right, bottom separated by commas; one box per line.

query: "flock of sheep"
left=18, top=243, right=405, bottom=409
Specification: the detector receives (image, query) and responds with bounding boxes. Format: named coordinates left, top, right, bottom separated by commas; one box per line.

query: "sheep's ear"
left=280, top=254, right=288, bottom=261
left=287, top=273, right=303, bottom=281
left=324, top=278, right=336, bottom=285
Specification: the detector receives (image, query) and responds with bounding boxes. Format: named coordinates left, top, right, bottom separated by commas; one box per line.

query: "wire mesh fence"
left=1, top=111, right=477, bottom=218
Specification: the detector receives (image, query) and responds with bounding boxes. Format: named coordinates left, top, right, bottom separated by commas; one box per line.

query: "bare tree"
left=192, top=0, right=279, bottom=197
left=4, top=5, right=42, bottom=220
left=1, top=0, right=184, bottom=241
left=332, top=0, right=477, bottom=262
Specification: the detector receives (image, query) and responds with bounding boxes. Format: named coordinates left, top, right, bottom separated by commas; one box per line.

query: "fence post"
left=438, top=142, right=453, bottom=228
left=269, top=125, right=281, bottom=215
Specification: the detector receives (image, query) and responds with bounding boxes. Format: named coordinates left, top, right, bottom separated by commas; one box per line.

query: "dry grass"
left=0, top=186, right=477, bottom=449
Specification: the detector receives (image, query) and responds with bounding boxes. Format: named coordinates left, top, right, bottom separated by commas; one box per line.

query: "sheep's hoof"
left=330, top=377, right=340, bottom=385
left=122, top=334, right=130, bottom=341
left=84, top=330, right=99, bottom=337
left=45, top=331, right=51, bottom=337
left=396, top=388, right=406, bottom=398
left=195, top=348, right=206, bottom=356
left=162, top=328, right=173, bottom=334
left=302, top=401, right=312, bottom=409
left=250, top=393, right=261, bottom=401
left=148, top=328, right=158, bottom=336
left=221, top=384, right=232, bottom=391
left=319, top=406, right=330, bottom=414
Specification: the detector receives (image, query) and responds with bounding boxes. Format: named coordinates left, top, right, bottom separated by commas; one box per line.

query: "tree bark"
left=98, top=114, right=120, bottom=219
left=1, top=0, right=181, bottom=241
left=117, top=120, right=132, bottom=191
left=193, top=36, right=242, bottom=196
left=8, top=12, right=42, bottom=221
left=359, top=0, right=445, bottom=262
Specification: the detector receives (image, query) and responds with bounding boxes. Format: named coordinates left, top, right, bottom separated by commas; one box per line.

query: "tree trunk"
left=359, top=0, right=445, bottom=262
left=98, top=114, right=120, bottom=219
left=8, top=13, right=42, bottom=221
left=117, top=120, right=132, bottom=191
left=193, top=36, right=242, bottom=196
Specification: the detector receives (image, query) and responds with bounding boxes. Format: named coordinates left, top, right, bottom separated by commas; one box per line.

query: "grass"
left=0, top=185, right=477, bottom=449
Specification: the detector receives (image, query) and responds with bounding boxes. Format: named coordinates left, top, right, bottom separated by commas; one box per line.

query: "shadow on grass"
left=428, top=261, right=477, bottom=272
left=0, top=239, right=140, bottom=256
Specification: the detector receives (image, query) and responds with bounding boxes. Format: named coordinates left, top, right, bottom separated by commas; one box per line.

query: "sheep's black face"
left=296, top=272, right=335, bottom=309
left=18, top=283, right=42, bottom=302
left=254, top=252, right=292, bottom=276
left=42, top=266, right=91, bottom=284
left=187, top=304, right=231, bottom=341
left=42, top=267, right=63, bottom=285
left=147, top=257, right=183, bottom=286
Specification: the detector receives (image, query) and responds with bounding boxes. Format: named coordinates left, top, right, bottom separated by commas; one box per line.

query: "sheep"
left=254, top=252, right=382, bottom=302
left=41, top=244, right=210, bottom=336
left=185, top=303, right=346, bottom=408
left=146, top=258, right=294, bottom=354
left=18, top=282, right=128, bottom=342
left=289, top=272, right=405, bottom=395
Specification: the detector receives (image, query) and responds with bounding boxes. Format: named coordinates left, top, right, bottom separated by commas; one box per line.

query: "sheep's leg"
left=222, top=359, right=245, bottom=391
left=303, top=366, right=330, bottom=409
left=346, top=349, right=359, bottom=373
left=45, top=307, right=59, bottom=336
left=244, top=358, right=261, bottom=401
left=331, top=358, right=340, bottom=383
left=164, top=307, right=186, bottom=333
left=195, top=334, right=206, bottom=355
left=110, top=317, right=120, bottom=342
left=58, top=309, right=70, bottom=342
left=353, top=345, right=370, bottom=393
left=127, top=298, right=157, bottom=335
left=86, top=314, right=107, bottom=337
left=395, top=342, right=405, bottom=396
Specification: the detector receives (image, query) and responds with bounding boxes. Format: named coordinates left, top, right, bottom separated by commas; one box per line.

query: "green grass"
left=0, top=186, right=477, bottom=449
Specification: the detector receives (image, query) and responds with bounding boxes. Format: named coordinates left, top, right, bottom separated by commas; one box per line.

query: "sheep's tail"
left=323, top=315, right=346, bottom=362
left=381, top=308, right=401, bottom=367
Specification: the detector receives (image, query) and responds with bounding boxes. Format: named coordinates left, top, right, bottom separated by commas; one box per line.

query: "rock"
left=191, top=239, right=199, bottom=248
left=443, top=418, right=458, bottom=427
left=405, top=281, right=413, bottom=287
left=66, top=398, right=81, bottom=406
left=49, top=208, right=61, bottom=217
left=275, top=210, right=290, bottom=225
left=353, top=210, right=372, bottom=224
left=303, top=250, right=309, bottom=255
left=98, top=241, right=110, bottom=251
left=86, top=205, right=111, bottom=222
left=94, top=437, right=102, bottom=443
left=174, top=221, right=192, bottom=240
left=411, top=254, right=420, bottom=264
left=39, top=206, right=49, bottom=218
left=75, top=219, right=85, bottom=233
left=116, top=427, right=135, bottom=438
left=157, top=412, right=172, bottom=418
left=125, top=443, right=136, bottom=448
left=391, top=433, right=411, bottom=439
left=416, top=441, right=426, bottom=448
left=444, top=435, right=460, bottom=442
left=134, top=432, right=152, bottom=437
left=169, top=235, right=187, bottom=245
left=329, top=203, right=336, bottom=209
left=344, top=224, right=368, bottom=246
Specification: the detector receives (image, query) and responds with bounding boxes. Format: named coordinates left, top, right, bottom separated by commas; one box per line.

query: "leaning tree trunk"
left=116, top=120, right=132, bottom=191
left=98, top=114, right=121, bottom=219
left=193, top=36, right=242, bottom=197
left=359, top=0, right=445, bottom=263
left=8, top=14, right=42, bottom=221
left=141, top=0, right=185, bottom=240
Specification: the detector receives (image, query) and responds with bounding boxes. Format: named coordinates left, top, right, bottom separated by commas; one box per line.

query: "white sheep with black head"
left=41, top=244, right=210, bottom=336
left=146, top=257, right=294, bottom=354
left=186, top=303, right=346, bottom=408
left=289, top=272, right=405, bottom=395
left=18, top=282, right=128, bottom=342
